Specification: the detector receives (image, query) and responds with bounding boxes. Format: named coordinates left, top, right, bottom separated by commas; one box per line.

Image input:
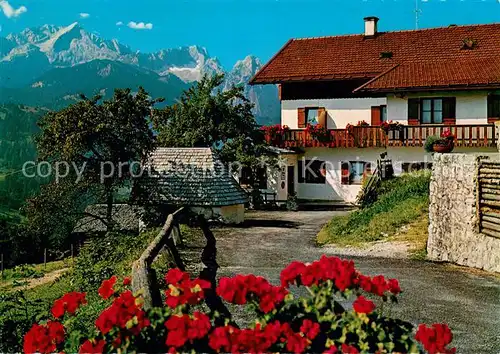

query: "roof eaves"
left=352, top=64, right=401, bottom=93
left=249, top=39, right=294, bottom=85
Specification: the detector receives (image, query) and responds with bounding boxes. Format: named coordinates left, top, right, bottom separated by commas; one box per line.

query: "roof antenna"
left=415, top=0, right=422, bottom=29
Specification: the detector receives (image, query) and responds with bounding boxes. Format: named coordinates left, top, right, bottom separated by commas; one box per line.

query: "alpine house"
left=250, top=17, right=500, bottom=204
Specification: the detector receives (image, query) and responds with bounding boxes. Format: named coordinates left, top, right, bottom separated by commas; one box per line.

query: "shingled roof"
left=250, top=22, right=500, bottom=92
left=73, top=204, right=142, bottom=233
left=140, top=148, right=248, bottom=207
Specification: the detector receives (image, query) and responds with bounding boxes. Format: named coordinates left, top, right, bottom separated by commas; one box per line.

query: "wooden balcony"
left=265, top=124, right=497, bottom=149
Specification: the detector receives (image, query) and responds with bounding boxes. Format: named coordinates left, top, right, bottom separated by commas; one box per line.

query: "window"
left=306, top=108, right=319, bottom=125
left=381, top=105, right=387, bottom=122
left=298, top=159, right=326, bottom=184
left=421, top=98, right=443, bottom=124
left=341, top=161, right=371, bottom=185
left=488, top=95, right=500, bottom=122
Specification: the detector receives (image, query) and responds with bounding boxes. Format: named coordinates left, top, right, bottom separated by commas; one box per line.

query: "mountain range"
left=0, top=22, right=279, bottom=125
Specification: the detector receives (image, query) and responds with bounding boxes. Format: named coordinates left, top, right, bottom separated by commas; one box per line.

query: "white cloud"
left=0, top=0, right=27, bottom=18
left=116, top=21, right=123, bottom=26
left=79, top=12, right=90, bottom=19
left=127, top=21, right=153, bottom=30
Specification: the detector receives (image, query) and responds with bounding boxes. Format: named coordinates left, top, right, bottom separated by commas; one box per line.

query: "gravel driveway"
left=212, top=210, right=500, bottom=353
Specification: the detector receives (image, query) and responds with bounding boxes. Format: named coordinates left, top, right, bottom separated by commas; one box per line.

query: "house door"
left=287, top=166, right=295, bottom=195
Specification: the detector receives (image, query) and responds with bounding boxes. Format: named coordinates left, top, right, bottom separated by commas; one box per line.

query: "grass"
left=391, top=214, right=429, bottom=260
left=317, top=170, right=431, bottom=247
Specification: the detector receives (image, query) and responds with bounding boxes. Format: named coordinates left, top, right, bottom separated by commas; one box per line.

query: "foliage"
left=424, top=129, right=455, bottom=153
left=152, top=73, right=273, bottom=192
left=0, top=104, right=45, bottom=210
left=153, top=74, right=256, bottom=149
left=73, top=231, right=156, bottom=292
left=22, top=256, right=456, bottom=354
left=260, top=124, right=289, bottom=143
left=318, top=171, right=431, bottom=246
left=380, top=121, right=403, bottom=134
left=305, top=123, right=330, bottom=142
left=25, top=88, right=159, bottom=247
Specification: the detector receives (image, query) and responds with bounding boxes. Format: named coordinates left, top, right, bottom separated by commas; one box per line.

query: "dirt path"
left=2, top=268, right=68, bottom=291
left=212, top=210, right=500, bottom=353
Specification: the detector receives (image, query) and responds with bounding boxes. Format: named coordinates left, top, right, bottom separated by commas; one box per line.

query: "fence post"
left=71, top=244, right=74, bottom=267
left=44, top=248, right=47, bottom=269
left=0, top=253, right=3, bottom=280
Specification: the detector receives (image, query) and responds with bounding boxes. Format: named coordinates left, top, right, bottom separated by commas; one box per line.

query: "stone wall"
left=428, top=153, right=500, bottom=273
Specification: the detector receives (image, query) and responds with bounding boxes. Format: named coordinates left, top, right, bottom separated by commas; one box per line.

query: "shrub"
left=23, top=256, right=456, bottom=354
left=73, top=231, right=156, bottom=292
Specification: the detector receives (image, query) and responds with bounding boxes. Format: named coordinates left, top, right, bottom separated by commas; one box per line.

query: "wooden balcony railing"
left=265, top=124, right=497, bottom=149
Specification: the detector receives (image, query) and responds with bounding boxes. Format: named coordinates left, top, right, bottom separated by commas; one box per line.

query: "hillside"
left=0, top=104, right=45, bottom=210
left=0, top=60, right=190, bottom=108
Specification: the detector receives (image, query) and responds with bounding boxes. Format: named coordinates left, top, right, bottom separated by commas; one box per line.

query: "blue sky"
left=1, top=0, right=499, bottom=69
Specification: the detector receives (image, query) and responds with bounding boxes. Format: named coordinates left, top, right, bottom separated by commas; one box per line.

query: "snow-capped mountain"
left=0, top=23, right=279, bottom=124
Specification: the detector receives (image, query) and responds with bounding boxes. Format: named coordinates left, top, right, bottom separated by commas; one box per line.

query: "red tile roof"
left=250, top=23, right=500, bottom=91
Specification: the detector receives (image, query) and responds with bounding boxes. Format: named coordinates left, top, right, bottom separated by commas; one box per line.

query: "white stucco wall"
left=281, top=98, right=386, bottom=129
left=275, top=146, right=496, bottom=203
left=387, top=91, right=488, bottom=124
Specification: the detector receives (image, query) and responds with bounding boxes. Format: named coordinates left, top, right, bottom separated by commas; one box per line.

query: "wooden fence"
left=477, top=160, right=500, bottom=239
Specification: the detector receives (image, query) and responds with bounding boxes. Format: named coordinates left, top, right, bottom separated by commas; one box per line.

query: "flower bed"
left=306, top=124, right=330, bottom=143
left=260, top=124, right=290, bottom=145
left=24, top=256, right=455, bottom=354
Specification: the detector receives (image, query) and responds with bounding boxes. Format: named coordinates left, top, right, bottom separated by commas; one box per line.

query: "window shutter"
left=371, top=106, right=381, bottom=126
left=298, top=108, right=306, bottom=128
left=408, top=98, right=419, bottom=125
left=318, top=108, right=327, bottom=128
left=488, top=95, right=500, bottom=123
left=341, top=162, right=350, bottom=185
left=298, top=160, right=304, bottom=183
left=443, top=97, right=456, bottom=125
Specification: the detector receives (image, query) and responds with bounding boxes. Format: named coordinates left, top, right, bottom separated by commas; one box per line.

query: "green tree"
left=26, top=87, right=159, bottom=246
left=152, top=74, right=258, bottom=148
left=152, top=74, right=273, bottom=202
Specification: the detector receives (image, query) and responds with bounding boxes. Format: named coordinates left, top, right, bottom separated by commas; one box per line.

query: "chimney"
left=364, top=16, right=379, bottom=37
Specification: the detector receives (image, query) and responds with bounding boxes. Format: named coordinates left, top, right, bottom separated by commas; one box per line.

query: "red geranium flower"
left=341, top=343, right=360, bottom=354
left=352, top=295, right=376, bottom=314
left=51, top=292, right=87, bottom=318
left=300, top=319, right=320, bottom=340
left=79, top=339, right=106, bottom=353
left=98, top=276, right=117, bottom=299
left=415, top=323, right=456, bottom=354
left=388, top=278, right=401, bottom=295
left=123, top=277, right=131, bottom=286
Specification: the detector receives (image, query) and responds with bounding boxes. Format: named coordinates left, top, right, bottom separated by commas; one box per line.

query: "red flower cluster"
left=300, top=319, right=320, bottom=340
left=415, top=323, right=456, bottom=354
left=280, top=256, right=358, bottom=292
left=352, top=295, right=376, bottom=314
left=164, top=269, right=211, bottom=309
left=24, top=321, right=65, bottom=354
left=51, top=291, right=87, bottom=318
left=98, top=275, right=117, bottom=299
left=165, top=311, right=211, bottom=349
left=356, top=120, right=369, bottom=127
left=79, top=339, right=106, bottom=354
left=95, top=290, right=150, bottom=336
left=217, top=274, right=288, bottom=313
left=208, top=319, right=316, bottom=354
left=259, top=124, right=289, bottom=134
left=441, top=128, right=455, bottom=139
left=357, top=274, right=401, bottom=297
